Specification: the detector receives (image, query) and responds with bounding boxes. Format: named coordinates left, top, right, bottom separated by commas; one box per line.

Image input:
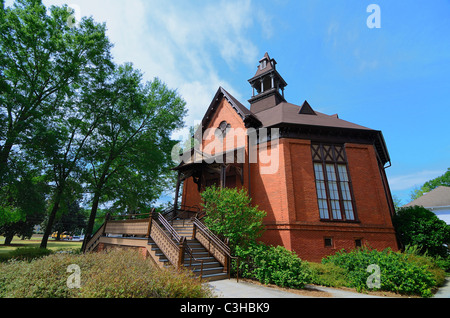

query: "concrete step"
left=184, top=261, right=221, bottom=270
left=201, top=272, right=229, bottom=282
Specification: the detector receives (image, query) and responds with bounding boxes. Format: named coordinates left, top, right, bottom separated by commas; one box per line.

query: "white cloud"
left=39, top=0, right=266, bottom=130
left=388, top=170, right=444, bottom=191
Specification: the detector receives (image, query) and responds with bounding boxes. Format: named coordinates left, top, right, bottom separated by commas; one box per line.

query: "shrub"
left=322, top=247, right=441, bottom=297
left=403, top=245, right=447, bottom=286
left=0, top=249, right=213, bottom=298
left=393, top=206, right=450, bottom=259
left=235, top=242, right=311, bottom=289
left=0, top=247, right=53, bottom=262
left=307, top=262, right=348, bottom=288
left=201, top=186, right=266, bottom=252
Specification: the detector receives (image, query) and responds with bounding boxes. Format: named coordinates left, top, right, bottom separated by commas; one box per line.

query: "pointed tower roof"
left=248, top=52, right=287, bottom=86
left=248, top=52, right=288, bottom=113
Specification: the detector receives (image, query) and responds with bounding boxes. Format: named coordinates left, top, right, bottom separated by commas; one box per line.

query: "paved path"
left=206, top=279, right=383, bottom=298
left=434, top=278, right=450, bottom=298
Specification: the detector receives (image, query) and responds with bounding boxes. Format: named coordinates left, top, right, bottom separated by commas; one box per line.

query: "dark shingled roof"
left=254, top=101, right=374, bottom=131
left=199, top=87, right=262, bottom=132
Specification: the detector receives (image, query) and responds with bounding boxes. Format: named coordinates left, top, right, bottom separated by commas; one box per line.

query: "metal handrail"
left=155, top=213, right=182, bottom=243
left=182, top=237, right=205, bottom=280
left=192, top=217, right=239, bottom=281
left=192, top=217, right=230, bottom=254
left=149, top=218, right=182, bottom=267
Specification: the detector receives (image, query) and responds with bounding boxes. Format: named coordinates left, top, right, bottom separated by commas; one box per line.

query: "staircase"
left=84, top=209, right=235, bottom=282
left=147, top=219, right=228, bottom=281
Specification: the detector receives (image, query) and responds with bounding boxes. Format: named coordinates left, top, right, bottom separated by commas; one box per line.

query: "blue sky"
left=6, top=0, right=450, bottom=205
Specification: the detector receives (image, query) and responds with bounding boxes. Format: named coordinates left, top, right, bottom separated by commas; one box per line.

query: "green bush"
left=307, top=262, right=348, bottom=288
left=201, top=186, right=266, bottom=252
left=0, top=249, right=213, bottom=298
left=235, top=242, right=311, bottom=289
left=393, top=206, right=450, bottom=259
left=403, top=245, right=447, bottom=286
left=0, top=247, right=53, bottom=263
left=322, top=247, right=441, bottom=297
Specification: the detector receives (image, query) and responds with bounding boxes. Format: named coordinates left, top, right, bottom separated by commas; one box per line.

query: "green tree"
left=392, top=194, right=403, bottom=212
left=35, top=66, right=112, bottom=249
left=0, top=0, right=112, bottom=173
left=0, top=0, right=114, bottom=246
left=200, top=185, right=266, bottom=252
left=81, top=65, right=186, bottom=251
left=393, top=206, right=450, bottom=258
left=52, top=200, right=87, bottom=240
left=0, top=168, right=47, bottom=245
left=410, top=168, right=450, bottom=200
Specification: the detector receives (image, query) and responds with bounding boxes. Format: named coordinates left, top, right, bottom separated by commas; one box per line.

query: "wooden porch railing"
left=84, top=208, right=238, bottom=281
left=149, top=215, right=184, bottom=268
left=84, top=222, right=106, bottom=253
left=105, top=218, right=150, bottom=236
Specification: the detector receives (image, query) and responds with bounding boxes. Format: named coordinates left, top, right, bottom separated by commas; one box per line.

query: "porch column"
left=220, top=164, right=227, bottom=188
left=173, top=170, right=182, bottom=212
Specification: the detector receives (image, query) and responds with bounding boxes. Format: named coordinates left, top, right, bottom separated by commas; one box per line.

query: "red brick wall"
left=345, top=143, right=394, bottom=227
left=258, top=139, right=398, bottom=262
left=180, top=98, right=398, bottom=262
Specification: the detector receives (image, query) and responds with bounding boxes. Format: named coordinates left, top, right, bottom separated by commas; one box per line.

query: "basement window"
left=324, top=237, right=333, bottom=248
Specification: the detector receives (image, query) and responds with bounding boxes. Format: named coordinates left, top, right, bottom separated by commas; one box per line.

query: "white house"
left=404, top=186, right=450, bottom=225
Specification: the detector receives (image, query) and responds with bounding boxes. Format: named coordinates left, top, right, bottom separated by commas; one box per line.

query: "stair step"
left=146, top=219, right=228, bottom=281
left=184, top=256, right=215, bottom=263
left=192, top=266, right=225, bottom=276
left=199, top=272, right=229, bottom=282
left=184, top=261, right=220, bottom=269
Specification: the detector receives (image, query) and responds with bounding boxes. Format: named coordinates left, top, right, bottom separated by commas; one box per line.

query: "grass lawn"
left=0, top=235, right=82, bottom=254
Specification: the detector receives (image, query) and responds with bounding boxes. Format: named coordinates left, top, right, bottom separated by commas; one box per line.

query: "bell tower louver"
left=248, top=52, right=288, bottom=113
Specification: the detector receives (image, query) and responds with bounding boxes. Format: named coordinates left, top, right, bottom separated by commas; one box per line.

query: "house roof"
left=195, top=85, right=390, bottom=165
left=199, top=86, right=262, bottom=133
left=404, top=186, right=450, bottom=208
left=254, top=101, right=374, bottom=131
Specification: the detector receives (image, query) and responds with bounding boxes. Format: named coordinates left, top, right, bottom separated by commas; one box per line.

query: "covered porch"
left=172, top=147, right=246, bottom=211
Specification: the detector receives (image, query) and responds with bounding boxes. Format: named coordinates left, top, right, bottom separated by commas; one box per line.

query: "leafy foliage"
left=0, top=247, right=53, bottom=263
left=410, top=168, right=450, bottom=200
left=322, top=247, right=441, bottom=297
left=393, top=205, right=450, bottom=259
left=201, top=185, right=266, bottom=251
left=0, top=249, right=212, bottom=298
left=235, top=242, right=311, bottom=289
left=1, top=0, right=187, bottom=249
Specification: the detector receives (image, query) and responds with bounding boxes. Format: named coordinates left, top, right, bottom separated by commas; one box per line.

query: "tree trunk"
left=4, top=233, right=14, bottom=246
left=40, top=189, right=63, bottom=249
left=82, top=190, right=101, bottom=252
left=82, top=168, right=110, bottom=252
